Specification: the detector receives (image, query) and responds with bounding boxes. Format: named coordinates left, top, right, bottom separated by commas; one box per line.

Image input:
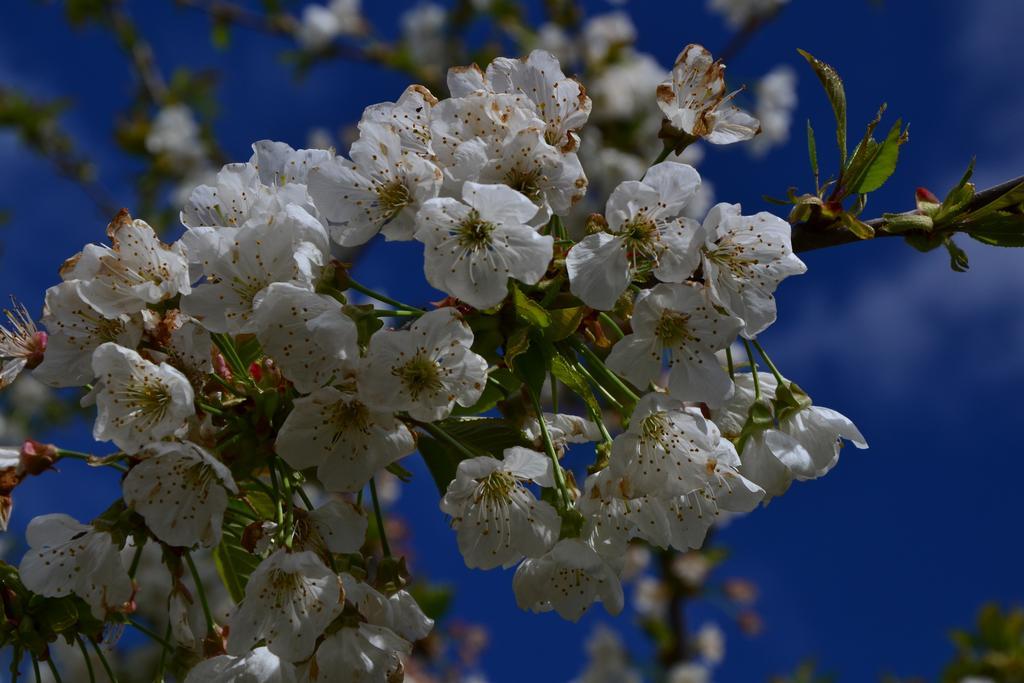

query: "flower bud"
left=584, top=213, right=608, bottom=235
left=19, top=440, right=58, bottom=477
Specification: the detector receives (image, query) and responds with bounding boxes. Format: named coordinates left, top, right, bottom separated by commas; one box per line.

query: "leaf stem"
left=598, top=313, right=625, bottom=342
left=347, top=279, right=425, bottom=314
left=89, top=639, right=118, bottom=683
left=750, top=339, right=786, bottom=385
left=569, top=337, right=640, bottom=405
left=529, top=392, right=572, bottom=509
left=128, top=618, right=176, bottom=651
left=75, top=636, right=96, bottom=683
left=184, top=551, right=216, bottom=635
left=742, top=339, right=762, bottom=400
left=369, top=477, right=392, bottom=557
left=726, top=346, right=735, bottom=380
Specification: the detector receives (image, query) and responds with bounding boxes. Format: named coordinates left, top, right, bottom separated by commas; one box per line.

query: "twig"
left=790, top=174, right=1024, bottom=253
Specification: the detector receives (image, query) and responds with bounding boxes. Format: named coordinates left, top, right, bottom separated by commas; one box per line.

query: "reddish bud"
left=916, top=187, right=941, bottom=204
left=19, top=439, right=58, bottom=476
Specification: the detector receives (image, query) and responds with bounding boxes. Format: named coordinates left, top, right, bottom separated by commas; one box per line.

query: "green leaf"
left=967, top=213, right=1024, bottom=247
left=544, top=306, right=585, bottom=341
left=437, top=417, right=528, bottom=456
left=852, top=119, right=906, bottom=194
left=944, top=236, right=970, bottom=272
left=509, top=331, right=550, bottom=396
left=798, top=49, right=848, bottom=166
left=418, top=434, right=460, bottom=496
left=963, top=181, right=1024, bottom=222
left=213, top=526, right=260, bottom=604
left=503, top=326, right=531, bottom=366
left=512, top=287, right=551, bottom=328
left=550, top=350, right=600, bottom=415
left=839, top=212, right=875, bottom=240
left=806, top=119, right=819, bottom=186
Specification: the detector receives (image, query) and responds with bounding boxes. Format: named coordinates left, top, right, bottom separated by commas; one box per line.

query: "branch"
left=791, top=174, right=1024, bottom=253
left=173, top=0, right=298, bottom=36
left=719, top=6, right=784, bottom=63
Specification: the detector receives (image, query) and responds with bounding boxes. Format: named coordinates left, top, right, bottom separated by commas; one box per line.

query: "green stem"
left=89, top=639, right=118, bottom=683
left=197, top=401, right=225, bottom=417
left=154, top=624, right=171, bottom=682
left=268, top=465, right=285, bottom=528
left=294, top=483, right=315, bottom=511
left=372, top=308, right=420, bottom=318
left=75, top=636, right=96, bottom=683
left=347, top=279, right=425, bottom=314
left=56, top=449, right=128, bottom=472
left=128, top=541, right=145, bottom=578
left=550, top=371, right=558, bottom=413
left=726, top=346, right=735, bottom=380
left=128, top=618, right=175, bottom=651
left=741, top=339, right=762, bottom=400
left=573, top=360, right=625, bottom=411
left=210, top=372, right=247, bottom=397
left=649, top=144, right=673, bottom=168
left=45, top=658, right=62, bottom=683
left=529, top=392, right=572, bottom=509
left=277, top=461, right=295, bottom=548
left=751, top=339, right=787, bottom=385
left=211, top=333, right=250, bottom=380
left=569, top=337, right=640, bottom=405
left=598, top=313, right=625, bottom=342
left=184, top=552, right=216, bottom=635
left=369, top=478, right=392, bottom=557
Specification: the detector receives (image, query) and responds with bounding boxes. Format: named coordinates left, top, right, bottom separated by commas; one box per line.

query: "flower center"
left=395, top=354, right=443, bottom=401
left=456, top=211, right=496, bottom=251
left=377, top=179, right=412, bottom=219
left=504, top=167, right=543, bottom=203
left=479, top=470, right=517, bottom=502
left=620, top=214, right=660, bottom=266
left=119, top=379, right=173, bottom=427
left=329, top=399, right=371, bottom=443
left=654, top=311, right=694, bottom=347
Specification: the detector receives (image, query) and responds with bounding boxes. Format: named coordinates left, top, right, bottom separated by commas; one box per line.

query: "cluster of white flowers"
left=0, top=43, right=863, bottom=678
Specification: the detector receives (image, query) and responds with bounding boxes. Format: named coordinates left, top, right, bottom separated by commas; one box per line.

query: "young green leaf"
left=853, top=119, right=907, bottom=194
left=806, top=119, right=820, bottom=190
left=798, top=49, right=848, bottom=166
left=966, top=214, right=1024, bottom=248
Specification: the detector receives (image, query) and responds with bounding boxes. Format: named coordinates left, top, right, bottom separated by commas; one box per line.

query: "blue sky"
left=1, top=1, right=1023, bottom=681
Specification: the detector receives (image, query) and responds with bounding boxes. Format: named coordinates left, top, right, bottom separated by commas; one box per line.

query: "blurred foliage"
left=944, top=603, right=1024, bottom=683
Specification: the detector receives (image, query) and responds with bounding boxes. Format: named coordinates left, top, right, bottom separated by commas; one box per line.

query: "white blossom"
left=0, top=299, right=46, bottom=389
left=308, top=121, right=442, bottom=246
left=657, top=44, right=760, bottom=145
left=146, top=104, right=204, bottom=167
left=360, top=85, right=437, bottom=157
left=567, top=162, right=704, bottom=310
left=91, top=342, right=195, bottom=453
left=606, top=282, right=741, bottom=404
left=580, top=12, right=636, bottom=65
left=275, top=385, right=416, bottom=493
left=572, top=625, right=642, bottom=683
left=304, top=499, right=368, bottom=554
left=359, top=308, right=488, bottom=422
left=33, top=282, right=143, bottom=388
left=62, top=213, right=191, bottom=317
left=750, top=66, right=798, bottom=156
left=699, top=202, right=806, bottom=337
left=181, top=210, right=328, bottom=334
left=415, top=181, right=551, bottom=309
left=708, top=0, right=789, bottom=29
left=122, top=441, right=238, bottom=548
left=19, top=514, right=132, bottom=618
left=184, top=647, right=298, bottom=683
left=311, top=574, right=432, bottom=682
left=252, top=282, right=359, bottom=393
left=608, top=393, right=739, bottom=497
left=440, top=447, right=561, bottom=569
left=228, top=549, right=343, bottom=662
left=523, top=412, right=602, bottom=454
left=513, top=538, right=624, bottom=622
